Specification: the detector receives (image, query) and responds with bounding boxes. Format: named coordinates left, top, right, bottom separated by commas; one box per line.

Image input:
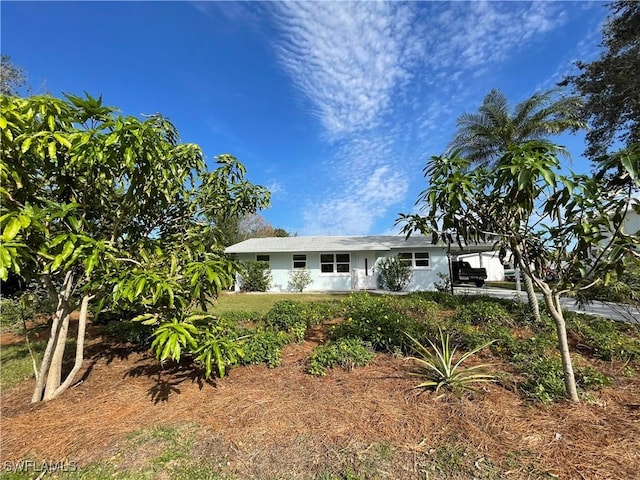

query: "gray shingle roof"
left=225, top=235, right=492, bottom=254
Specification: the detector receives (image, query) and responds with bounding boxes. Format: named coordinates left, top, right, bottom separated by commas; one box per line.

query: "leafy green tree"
left=449, top=88, right=585, bottom=321
left=0, top=55, right=27, bottom=95
left=398, top=142, right=639, bottom=402
left=0, top=93, right=269, bottom=402
left=561, top=1, right=640, bottom=159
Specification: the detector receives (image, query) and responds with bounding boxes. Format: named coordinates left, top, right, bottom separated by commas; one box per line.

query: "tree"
left=213, top=213, right=290, bottom=247
left=398, top=142, right=639, bottom=402
left=449, top=88, right=584, bottom=165
left=561, top=1, right=640, bottom=159
left=0, top=55, right=27, bottom=95
left=0, top=93, right=269, bottom=402
left=448, top=88, right=585, bottom=322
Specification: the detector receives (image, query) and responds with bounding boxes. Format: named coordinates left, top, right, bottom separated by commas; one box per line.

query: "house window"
left=292, top=254, right=307, bottom=269
left=256, top=255, right=270, bottom=262
left=320, top=253, right=350, bottom=274
left=398, top=252, right=430, bottom=268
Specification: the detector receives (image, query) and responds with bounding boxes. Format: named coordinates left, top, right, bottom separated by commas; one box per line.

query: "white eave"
left=225, top=235, right=495, bottom=254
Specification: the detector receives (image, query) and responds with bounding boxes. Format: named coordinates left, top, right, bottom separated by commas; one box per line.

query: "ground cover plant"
left=2, top=292, right=640, bottom=479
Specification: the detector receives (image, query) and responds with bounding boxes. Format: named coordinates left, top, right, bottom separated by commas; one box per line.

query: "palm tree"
left=449, top=88, right=585, bottom=321
left=450, top=89, right=584, bottom=165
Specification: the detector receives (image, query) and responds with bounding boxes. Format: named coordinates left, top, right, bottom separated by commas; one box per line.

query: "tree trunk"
left=32, top=271, right=74, bottom=403
left=512, top=245, right=542, bottom=323
left=523, top=275, right=541, bottom=323
left=49, top=293, right=93, bottom=400
left=542, top=291, right=579, bottom=402
left=43, top=308, right=71, bottom=401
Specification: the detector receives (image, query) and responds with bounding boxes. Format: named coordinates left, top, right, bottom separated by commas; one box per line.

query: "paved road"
left=453, top=286, right=640, bottom=323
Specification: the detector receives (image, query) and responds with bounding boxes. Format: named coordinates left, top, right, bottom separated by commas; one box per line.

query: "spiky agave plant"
left=406, top=329, right=495, bottom=396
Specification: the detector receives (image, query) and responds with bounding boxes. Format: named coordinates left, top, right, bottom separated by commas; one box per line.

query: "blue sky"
left=2, top=1, right=608, bottom=236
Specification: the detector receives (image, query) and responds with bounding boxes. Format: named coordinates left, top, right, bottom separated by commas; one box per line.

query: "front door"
left=357, top=252, right=377, bottom=290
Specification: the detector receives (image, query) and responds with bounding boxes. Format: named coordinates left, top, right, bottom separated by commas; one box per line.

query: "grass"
left=212, top=292, right=346, bottom=315
left=0, top=340, right=46, bottom=390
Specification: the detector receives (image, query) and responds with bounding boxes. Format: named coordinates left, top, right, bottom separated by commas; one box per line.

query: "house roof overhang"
left=224, top=235, right=496, bottom=254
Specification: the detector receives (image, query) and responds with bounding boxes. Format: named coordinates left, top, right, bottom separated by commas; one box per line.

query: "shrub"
left=240, top=329, right=290, bottom=368
left=453, top=301, right=513, bottom=327
left=0, top=293, right=43, bottom=329
left=289, top=269, right=313, bottom=292
left=307, top=338, right=375, bottom=376
left=406, top=329, right=495, bottom=396
left=518, top=354, right=611, bottom=403
left=239, top=260, right=272, bottom=292
left=565, top=311, right=640, bottom=361
left=434, top=272, right=452, bottom=292
left=398, top=294, right=440, bottom=320
left=409, top=291, right=462, bottom=310
left=330, top=294, right=427, bottom=354
left=264, top=301, right=335, bottom=342
left=375, top=256, right=412, bottom=291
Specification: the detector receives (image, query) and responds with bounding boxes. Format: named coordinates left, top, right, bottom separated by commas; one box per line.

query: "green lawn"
left=212, top=292, right=347, bottom=315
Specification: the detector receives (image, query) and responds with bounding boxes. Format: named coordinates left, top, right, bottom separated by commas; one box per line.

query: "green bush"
left=518, top=354, right=611, bottom=403
left=566, top=311, right=640, bottom=361
left=240, top=329, right=291, bottom=368
left=398, top=294, right=440, bottom=320
left=330, top=294, right=428, bottom=354
left=375, top=256, right=412, bottom=291
left=0, top=293, right=41, bottom=328
left=264, top=301, right=336, bottom=342
left=239, top=260, right=272, bottom=292
left=407, top=291, right=463, bottom=310
left=307, top=338, right=375, bottom=376
left=453, top=301, right=513, bottom=327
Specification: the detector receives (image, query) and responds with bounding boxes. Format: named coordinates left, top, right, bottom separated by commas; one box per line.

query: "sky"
left=1, top=1, right=610, bottom=236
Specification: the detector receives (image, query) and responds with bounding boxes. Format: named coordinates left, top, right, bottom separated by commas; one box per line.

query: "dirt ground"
left=1, top=322, right=640, bottom=479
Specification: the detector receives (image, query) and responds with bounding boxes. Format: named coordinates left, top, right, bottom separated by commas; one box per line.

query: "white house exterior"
left=225, top=235, right=492, bottom=293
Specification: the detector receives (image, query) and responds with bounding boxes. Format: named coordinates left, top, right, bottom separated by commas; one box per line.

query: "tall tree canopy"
left=448, top=88, right=584, bottom=165
left=561, top=1, right=640, bottom=159
left=0, top=93, right=269, bottom=402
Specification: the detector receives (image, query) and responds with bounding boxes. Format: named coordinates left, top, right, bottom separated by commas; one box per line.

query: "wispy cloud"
left=265, top=1, right=573, bottom=235
left=271, top=1, right=423, bottom=139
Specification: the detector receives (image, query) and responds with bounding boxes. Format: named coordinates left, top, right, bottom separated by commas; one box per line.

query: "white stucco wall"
left=231, top=247, right=450, bottom=292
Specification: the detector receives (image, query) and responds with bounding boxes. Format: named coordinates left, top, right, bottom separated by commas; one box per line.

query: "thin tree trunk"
left=43, top=309, right=71, bottom=401
left=523, top=275, right=541, bottom=322
left=32, top=271, right=74, bottom=403
left=542, top=291, right=579, bottom=402
left=512, top=245, right=542, bottom=322
left=49, top=293, right=94, bottom=399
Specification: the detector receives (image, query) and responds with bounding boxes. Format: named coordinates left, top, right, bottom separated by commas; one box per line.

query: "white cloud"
left=271, top=1, right=423, bottom=139
left=265, top=1, right=573, bottom=235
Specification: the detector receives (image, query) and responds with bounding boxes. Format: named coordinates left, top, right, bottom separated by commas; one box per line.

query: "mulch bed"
left=1, top=321, right=640, bottom=479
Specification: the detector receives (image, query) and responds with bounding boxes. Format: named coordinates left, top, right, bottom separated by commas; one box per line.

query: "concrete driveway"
left=453, top=286, right=640, bottom=324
